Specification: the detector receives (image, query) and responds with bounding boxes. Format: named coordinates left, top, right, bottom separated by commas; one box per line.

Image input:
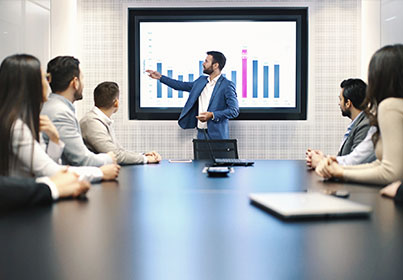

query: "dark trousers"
left=197, top=128, right=209, bottom=139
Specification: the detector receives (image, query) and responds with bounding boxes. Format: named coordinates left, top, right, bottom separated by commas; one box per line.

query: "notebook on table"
left=249, top=192, right=372, bottom=220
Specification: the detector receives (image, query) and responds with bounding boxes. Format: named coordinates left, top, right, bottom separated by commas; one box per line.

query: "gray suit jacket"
left=337, top=112, right=371, bottom=156
left=80, top=108, right=145, bottom=165
left=41, top=94, right=113, bottom=167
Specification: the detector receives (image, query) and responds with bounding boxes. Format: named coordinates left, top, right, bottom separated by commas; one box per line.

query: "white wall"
left=361, top=0, right=381, bottom=80
left=360, top=0, right=403, bottom=79
left=381, top=0, right=403, bottom=45
left=0, top=0, right=50, bottom=66
left=50, top=0, right=77, bottom=57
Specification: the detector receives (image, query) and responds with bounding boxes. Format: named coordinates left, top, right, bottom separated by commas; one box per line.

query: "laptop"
left=249, top=192, right=372, bottom=219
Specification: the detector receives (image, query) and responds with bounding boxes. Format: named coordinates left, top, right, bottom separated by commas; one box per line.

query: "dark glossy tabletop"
left=1, top=160, right=402, bottom=280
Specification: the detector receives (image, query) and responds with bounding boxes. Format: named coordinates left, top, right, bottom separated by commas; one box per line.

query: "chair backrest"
left=192, top=139, right=238, bottom=160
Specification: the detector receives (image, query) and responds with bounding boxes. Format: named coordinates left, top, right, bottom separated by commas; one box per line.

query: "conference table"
left=1, top=160, right=402, bottom=280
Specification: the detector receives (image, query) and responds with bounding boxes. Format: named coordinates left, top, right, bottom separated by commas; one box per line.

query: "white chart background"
left=140, top=21, right=296, bottom=108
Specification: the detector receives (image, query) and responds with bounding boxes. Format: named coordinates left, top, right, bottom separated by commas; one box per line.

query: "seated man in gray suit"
left=306, top=78, right=375, bottom=168
left=80, top=82, right=161, bottom=165
left=42, top=56, right=116, bottom=167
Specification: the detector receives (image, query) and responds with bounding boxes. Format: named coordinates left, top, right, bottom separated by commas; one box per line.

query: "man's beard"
left=203, top=66, right=214, bottom=75
left=341, top=107, right=351, bottom=118
left=74, top=89, right=83, bottom=101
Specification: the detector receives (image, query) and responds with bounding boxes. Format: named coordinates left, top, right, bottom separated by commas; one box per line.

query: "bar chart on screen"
left=140, top=21, right=297, bottom=109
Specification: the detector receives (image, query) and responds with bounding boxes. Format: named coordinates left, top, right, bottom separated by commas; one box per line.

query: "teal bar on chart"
left=253, top=60, right=258, bottom=98
left=157, top=63, right=162, bottom=98
left=167, top=70, right=173, bottom=98
left=178, top=75, right=183, bottom=98
left=274, top=64, right=280, bottom=98
left=263, top=66, right=269, bottom=98
left=199, top=61, right=203, bottom=76
left=231, top=71, right=236, bottom=85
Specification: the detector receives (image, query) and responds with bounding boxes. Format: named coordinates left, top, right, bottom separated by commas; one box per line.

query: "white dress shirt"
left=36, top=176, right=59, bottom=200
left=198, top=74, right=220, bottom=129
left=336, top=126, right=377, bottom=166
left=41, top=132, right=65, bottom=164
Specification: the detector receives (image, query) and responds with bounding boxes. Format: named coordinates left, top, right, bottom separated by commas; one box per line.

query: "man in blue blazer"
left=147, top=51, right=239, bottom=139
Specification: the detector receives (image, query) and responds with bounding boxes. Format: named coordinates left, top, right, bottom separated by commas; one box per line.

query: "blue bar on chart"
left=188, top=74, right=194, bottom=82
left=253, top=60, right=258, bottom=98
left=231, top=71, right=236, bottom=85
left=263, top=65, right=269, bottom=98
left=167, top=70, right=173, bottom=98
left=199, top=61, right=203, bottom=76
left=157, top=63, right=162, bottom=98
left=274, top=64, right=280, bottom=98
left=178, top=75, right=183, bottom=98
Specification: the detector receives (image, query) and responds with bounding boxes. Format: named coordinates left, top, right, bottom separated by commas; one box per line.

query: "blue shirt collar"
left=348, top=111, right=364, bottom=130
left=49, top=93, right=75, bottom=113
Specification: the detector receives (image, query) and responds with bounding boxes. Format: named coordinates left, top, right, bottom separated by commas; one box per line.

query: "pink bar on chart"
left=242, top=49, right=247, bottom=98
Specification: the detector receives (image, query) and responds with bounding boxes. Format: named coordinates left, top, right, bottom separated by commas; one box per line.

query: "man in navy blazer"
left=147, top=51, right=239, bottom=139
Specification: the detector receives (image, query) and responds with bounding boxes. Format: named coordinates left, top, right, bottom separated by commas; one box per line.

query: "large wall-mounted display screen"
left=128, top=8, right=308, bottom=120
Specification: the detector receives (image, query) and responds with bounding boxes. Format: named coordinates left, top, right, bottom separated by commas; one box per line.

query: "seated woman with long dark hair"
left=0, top=54, right=119, bottom=181
left=316, top=44, right=403, bottom=188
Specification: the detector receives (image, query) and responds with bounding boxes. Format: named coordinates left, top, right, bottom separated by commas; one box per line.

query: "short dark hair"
left=340, top=78, right=367, bottom=110
left=94, top=81, right=120, bottom=108
left=207, top=51, right=226, bottom=70
left=47, top=56, right=80, bottom=92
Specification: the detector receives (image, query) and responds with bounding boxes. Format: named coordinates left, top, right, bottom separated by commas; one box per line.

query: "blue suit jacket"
left=160, top=75, right=239, bottom=139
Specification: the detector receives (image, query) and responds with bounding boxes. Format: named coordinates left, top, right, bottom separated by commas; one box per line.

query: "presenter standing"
left=147, top=51, right=239, bottom=139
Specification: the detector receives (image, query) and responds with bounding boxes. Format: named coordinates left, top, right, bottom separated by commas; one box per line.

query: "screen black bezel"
left=128, top=7, right=308, bottom=120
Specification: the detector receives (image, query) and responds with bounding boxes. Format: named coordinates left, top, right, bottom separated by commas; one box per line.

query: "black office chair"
left=192, top=139, right=238, bottom=160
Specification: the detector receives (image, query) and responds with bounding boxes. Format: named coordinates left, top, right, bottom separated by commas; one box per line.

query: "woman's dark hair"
left=363, top=44, right=403, bottom=145
left=0, top=54, right=42, bottom=175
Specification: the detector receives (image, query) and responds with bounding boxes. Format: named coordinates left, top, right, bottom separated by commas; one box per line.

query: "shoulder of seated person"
left=79, top=113, right=91, bottom=123
left=14, top=118, right=25, bottom=127
left=43, top=101, right=70, bottom=114
left=44, top=96, right=63, bottom=105
left=378, top=97, right=403, bottom=111
left=82, top=115, right=104, bottom=125
left=13, top=119, right=36, bottom=133
left=52, top=109, right=75, bottom=120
